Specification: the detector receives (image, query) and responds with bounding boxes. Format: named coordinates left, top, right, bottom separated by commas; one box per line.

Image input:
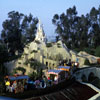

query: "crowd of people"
left=5, top=79, right=26, bottom=93
left=4, top=75, right=54, bottom=94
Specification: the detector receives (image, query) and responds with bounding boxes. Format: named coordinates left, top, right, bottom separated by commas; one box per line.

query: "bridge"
left=73, top=67, right=100, bottom=82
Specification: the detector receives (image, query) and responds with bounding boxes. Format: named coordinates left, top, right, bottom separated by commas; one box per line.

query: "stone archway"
left=81, top=74, right=87, bottom=82
left=88, top=72, right=95, bottom=82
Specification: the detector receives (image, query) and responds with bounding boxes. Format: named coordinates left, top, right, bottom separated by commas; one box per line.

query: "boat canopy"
left=58, top=66, right=70, bottom=71
left=48, top=69, right=65, bottom=75
left=5, top=75, right=29, bottom=81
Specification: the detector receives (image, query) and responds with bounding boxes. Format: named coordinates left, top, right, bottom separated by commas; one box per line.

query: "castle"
left=4, top=20, right=99, bottom=75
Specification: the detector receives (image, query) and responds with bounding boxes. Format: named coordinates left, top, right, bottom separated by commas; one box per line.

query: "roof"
left=58, top=66, right=70, bottom=69
left=8, top=75, right=29, bottom=81
left=48, top=69, right=64, bottom=75
left=58, top=66, right=70, bottom=71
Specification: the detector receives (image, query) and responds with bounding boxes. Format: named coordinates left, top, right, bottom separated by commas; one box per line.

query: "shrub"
left=95, top=46, right=100, bottom=57
left=35, top=40, right=40, bottom=44
left=57, top=43, right=61, bottom=48
left=84, top=59, right=90, bottom=65
left=57, top=43, right=61, bottom=46
left=55, top=53, right=63, bottom=61
left=83, top=48, right=95, bottom=55
left=24, top=59, right=30, bottom=65
left=46, top=43, right=52, bottom=47
left=14, top=67, right=26, bottom=75
left=31, top=50, right=37, bottom=53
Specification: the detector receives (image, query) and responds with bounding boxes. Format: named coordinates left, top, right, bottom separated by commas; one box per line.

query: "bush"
left=24, top=59, right=30, bottom=65
left=57, top=43, right=61, bottom=46
left=57, top=44, right=61, bottom=48
left=35, top=40, right=40, bottom=44
left=46, top=43, right=52, bottom=47
left=84, top=59, right=90, bottom=65
left=73, top=48, right=80, bottom=53
left=31, top=50, right=37, bottom=53
left=55, top=53, right=63, bottom=61
left=13, top=67, right=26, bottom=75
left=28, top=72, right=37, bottom=81
left=83, top=48, right=95, bottom=55
left=95, top=46, right=100, bottom=57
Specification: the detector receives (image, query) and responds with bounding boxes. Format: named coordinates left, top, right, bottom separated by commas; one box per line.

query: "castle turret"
left=35, top=20, right=47, bottom=43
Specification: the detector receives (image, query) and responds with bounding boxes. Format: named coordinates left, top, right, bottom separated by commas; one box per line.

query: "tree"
left=1, top=11, right=24, bottom=55
left=21, top=14, right=38, bottom=43
left=55, top=53, right=63, bottom=61
left=52, top=6, right=79, bottom=49
left=95, top=46, right=100, bottom=57
left=0, top=43, right=8, bottom=63
left=89, top=7, right=100, bottom=48
left=52, top=5, right=100, bottom=51
left=0, top=44, right=8, bottom=76
left=1, top=11, right=38, bottom=55
left=14, top=67, right=26, bottom=75
left=30, top=59, right=43, bottom=78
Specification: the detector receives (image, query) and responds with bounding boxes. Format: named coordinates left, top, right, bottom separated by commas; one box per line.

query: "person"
left=48, top=77, right=52, bottom=86
left=24, top=82, right=27, bottom=90
left=68, top=59, right=72, bottom=66
left=54, top=76, right=58, bottom=84
left=10, top=84, right=13, bottom=92
left=40, top=79, right=45, bottom=88
left=5, top=80, right=10, bottom=92
left=35, top=78, right=40, bottom=88
left=43, top=76, right=48, bottom=87
left=12, top=81, right=17, bottom=93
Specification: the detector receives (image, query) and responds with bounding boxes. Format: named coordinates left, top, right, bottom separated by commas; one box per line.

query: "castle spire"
left=35, top=19, right=47, bottom=43
left=38, top=19, right=41, bottom=31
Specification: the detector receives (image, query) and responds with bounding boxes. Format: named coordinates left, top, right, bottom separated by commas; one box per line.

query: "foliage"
left=14, top=67, right=26, bottom=75
left=30, top=60, right=42, bottom=69
left=31, top=50, right=38, bottom=53
left=1, top=11, right=38, bottom=55
left=55, top=53, right=63, bottom=61
left=95, top=46, right=100, bottom=57
left=7, top=55, right=21, bottom=62
left=83, top=48, right=95, bottom=55
left=57, top=43, right=61, bottom=48
left=0, top=64, right=8, bottom=76
left=28, top=71, right=37, bottom=81
left=46, top=43, right=52, bottom=47
left=0, top=44, right=8, bottom=63
left=57, top=43, right=61, bottom=45
left=12, top=68, right=17, bottom=74
left=24, top=59, right=30, bottom=65
left=52, top=6, right=100, bottom=51
left=35, top=40, right=40, bottom=44
left=84, top=59, right=90, bottom=65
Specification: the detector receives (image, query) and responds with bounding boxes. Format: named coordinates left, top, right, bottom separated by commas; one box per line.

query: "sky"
left=0, top=0, right=100, bottom=37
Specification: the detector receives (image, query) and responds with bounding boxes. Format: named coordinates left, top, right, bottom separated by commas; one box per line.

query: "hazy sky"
left=0, top=0, right=100, bottom=36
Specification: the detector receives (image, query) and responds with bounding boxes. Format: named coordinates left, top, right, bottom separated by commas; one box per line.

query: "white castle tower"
left=35, top=20, right=47, bottom=43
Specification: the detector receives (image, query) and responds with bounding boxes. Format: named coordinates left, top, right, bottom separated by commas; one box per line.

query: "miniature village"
left=0, top=20, right=100, bottom=100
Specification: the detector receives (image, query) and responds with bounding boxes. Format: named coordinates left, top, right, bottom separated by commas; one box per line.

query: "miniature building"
left=35, top=19, right=47, bottom=43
